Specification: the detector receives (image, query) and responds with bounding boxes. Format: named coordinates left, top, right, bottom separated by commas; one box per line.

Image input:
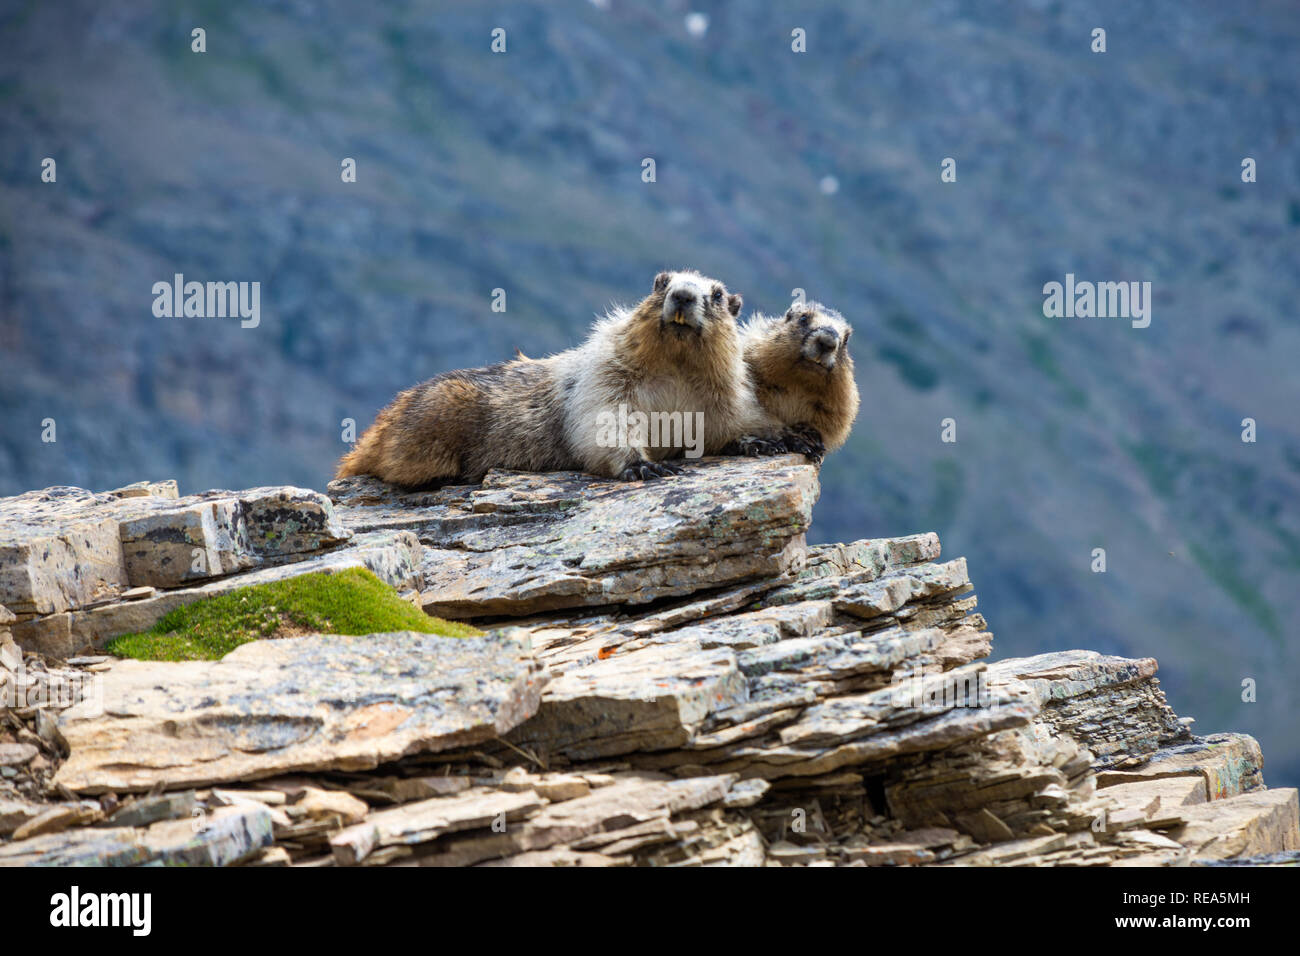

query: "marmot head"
left=744, top=300, right=860, bottom=453
left=776, top=301, right=854, bottom=379
left=648, top=269, right=743, bottom=340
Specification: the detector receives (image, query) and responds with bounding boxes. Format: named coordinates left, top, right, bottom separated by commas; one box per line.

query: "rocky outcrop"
left=52, top=630, right=546, bottom=794
left=1, top=458, right=1295, bottom=867
left=0, top=804, right=274, bottom=867
left=1, top=483, right=349, bottom=612
left=2, top=482, right=418, bottom=659
left=327, top=456, right=817, bottom=619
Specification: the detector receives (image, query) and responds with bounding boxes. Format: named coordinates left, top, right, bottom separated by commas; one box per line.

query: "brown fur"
left=337, top=270, right=752, bottom=486
left=742, top=301, right=860, bottom=453
left=336, top=361, right=575, bottom=486
left=597, top=276, right=747, bottom=459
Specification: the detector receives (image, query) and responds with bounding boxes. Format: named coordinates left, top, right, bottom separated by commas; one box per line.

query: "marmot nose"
left=670, top=289, right=697, bottom=308
left=813, top=330, right=838, bottom=353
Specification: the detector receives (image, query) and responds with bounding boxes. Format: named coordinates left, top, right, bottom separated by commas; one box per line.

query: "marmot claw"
left=733, top=435, right=785, bottom=457
left=785, top=424, right=826, bottom=462
left=619, top=459, right=681, bottom=481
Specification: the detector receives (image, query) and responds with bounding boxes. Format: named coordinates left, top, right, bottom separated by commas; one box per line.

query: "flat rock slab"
left=1103, top=776, right=1209, bottom=816
left=329, top=773, right=739, bottom=866
left=0, top=484, right=351, bottom=616
left=330, top=787, right=546, bottom=864
left=11, top=530, right=422, bottom=658
left=727, top=679, right=1038, bottom=780
left=1095, top=733, right=1266, bottom=799
left=405, top=774, right=739, bottom=867
left=107, top=480, right=179, bottom=499
left=1170, top=788, right=1300, bottom=860
left=986, top=650, right=1190, bottom=766
left=762, top=536, right=949, bottom=607
left=1, top=796, right=64, bottom=836
left=799, top=534, right=942, bottom=581
left=328, top=456, right=818, bottom=619
left=0, top=487, right=127, bottom=617
left=0, top=804, right=273, bottom=867
left=117, top=486, right=351, bottom=588
left=658, top=600, right=835, bottom=651
left=507, top=641, right=749, bottom=759
left=986, top=650, right=1159, bottom=703
left=53, top=630, right=547, bottom=793
left=831, top=559, right=972, bottom=620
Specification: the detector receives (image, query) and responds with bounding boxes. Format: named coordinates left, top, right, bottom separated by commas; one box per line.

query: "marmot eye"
left=799, top=313, right=811, bottom=328
left=712, top=289, right=723, bottom=302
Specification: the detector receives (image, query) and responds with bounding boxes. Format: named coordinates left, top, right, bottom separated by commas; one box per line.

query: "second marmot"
left=740, top=300, right=860, bottom=461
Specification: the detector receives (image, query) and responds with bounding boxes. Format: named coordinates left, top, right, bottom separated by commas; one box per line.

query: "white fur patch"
left=661, top=271, right=711, bottom=326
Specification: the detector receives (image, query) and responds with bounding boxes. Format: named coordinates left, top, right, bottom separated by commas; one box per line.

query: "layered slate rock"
left=1095, top=733, right=1265, bottom=798
left=1, top=484, right=349, bottom=610
left=326, top=456, right=818, bottom=619
left=507, top=642, right=750, bottom=760
left=15, top=530, right=422, bottom=658
left=1168, top=790, right=1300, bottom=860
left=52, top=630, right=547, bottom=793
left=329, top=772, right=743, bottom=866
left=0, top=479, right=424, bottom=658
left=492, top=537, right=1014, bottom=784
left=0, top=487, right=131, bottom=617
left=0, top=804, right=273, bottom=867
left=985, top=651, right=1191, bottom=767
left=116, top=486, right=351, bottom=588
left=2, top=459, right=1296, bottom=867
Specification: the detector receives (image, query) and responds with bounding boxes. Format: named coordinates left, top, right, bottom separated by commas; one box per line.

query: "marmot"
left=337, top=270, right=780, bottom=485
left=740, top=301, right=860, bottom=461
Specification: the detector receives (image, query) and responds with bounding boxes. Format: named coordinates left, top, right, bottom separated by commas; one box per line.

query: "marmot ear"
left=727, top=293, right=743, bottom=317
left=842, top=327, right=853, bottom=346
left=653, top=272, right=671, bottom=294
left=784, top=306, right=798, bottom=322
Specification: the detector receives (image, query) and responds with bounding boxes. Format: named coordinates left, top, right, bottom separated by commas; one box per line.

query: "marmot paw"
left=785, top=425, right=826, bottom=462
left=619, top=459, right=682, bottom=481
left=731, top=435, right=786, bottom=458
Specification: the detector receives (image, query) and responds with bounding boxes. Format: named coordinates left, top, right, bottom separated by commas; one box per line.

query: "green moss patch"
left=106, top=568, right=481, bottom=662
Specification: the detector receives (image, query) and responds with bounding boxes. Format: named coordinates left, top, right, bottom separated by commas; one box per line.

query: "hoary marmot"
left=337, top=270, right=785, bottom=485
left=740, top=300, right=860, bottom=461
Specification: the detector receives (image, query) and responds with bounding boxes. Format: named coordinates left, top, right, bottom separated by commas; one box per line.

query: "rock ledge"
left=1, top=458, right=1294, bottom=867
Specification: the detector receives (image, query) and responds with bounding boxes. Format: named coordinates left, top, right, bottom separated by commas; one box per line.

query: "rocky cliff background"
left=0, top=0, right=1297, bottom=786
